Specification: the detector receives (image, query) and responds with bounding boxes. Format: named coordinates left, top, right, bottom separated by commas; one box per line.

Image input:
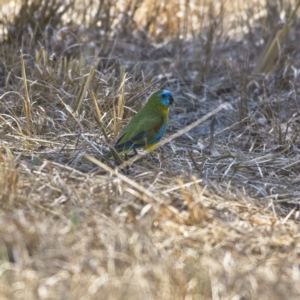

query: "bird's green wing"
left=115, top=109, right=166, bottom=152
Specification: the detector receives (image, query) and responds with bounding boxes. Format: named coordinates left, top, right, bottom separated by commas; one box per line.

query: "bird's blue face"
left=157, top=90, right=175, bottom=107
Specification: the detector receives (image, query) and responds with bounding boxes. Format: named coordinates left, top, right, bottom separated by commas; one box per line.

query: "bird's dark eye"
left=161, top=94, right=167, bottom=98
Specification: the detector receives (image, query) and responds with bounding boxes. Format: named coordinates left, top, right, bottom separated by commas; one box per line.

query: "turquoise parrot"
left=104, top=89, right=174, bottom=160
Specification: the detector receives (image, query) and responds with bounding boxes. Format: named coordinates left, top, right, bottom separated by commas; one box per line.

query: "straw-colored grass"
left=1, top=0, right=300, bottom=299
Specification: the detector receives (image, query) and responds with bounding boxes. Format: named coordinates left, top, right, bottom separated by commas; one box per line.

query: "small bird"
left=104, top=89, right=174, bottom=160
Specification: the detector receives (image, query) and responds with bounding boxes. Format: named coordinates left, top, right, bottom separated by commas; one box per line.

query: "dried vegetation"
left=1, top=0, right=300, bottom=299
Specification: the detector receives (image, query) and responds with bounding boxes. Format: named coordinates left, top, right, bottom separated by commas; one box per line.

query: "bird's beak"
left=170, top=95, right=175, bottom=107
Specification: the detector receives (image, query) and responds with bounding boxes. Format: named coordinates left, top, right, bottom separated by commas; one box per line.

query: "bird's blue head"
left=157, top=90, right=174, bottom=106
left=146, top=89, right=175, bottom=110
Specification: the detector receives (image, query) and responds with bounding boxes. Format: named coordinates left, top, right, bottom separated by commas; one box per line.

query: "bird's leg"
left=147, top=151, right=157, bottom=163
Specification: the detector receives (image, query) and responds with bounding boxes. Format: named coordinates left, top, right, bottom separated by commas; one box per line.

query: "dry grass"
left=1, top=0, right=300, bottom=299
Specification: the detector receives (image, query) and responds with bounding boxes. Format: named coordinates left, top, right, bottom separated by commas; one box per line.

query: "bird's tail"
left=101, top=146, right=124, bottom=164
left=100, top=150, right=113, bottom=162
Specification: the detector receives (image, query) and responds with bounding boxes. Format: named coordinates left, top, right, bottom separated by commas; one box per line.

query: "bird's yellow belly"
left=142, top=142, right=158, bottom=153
